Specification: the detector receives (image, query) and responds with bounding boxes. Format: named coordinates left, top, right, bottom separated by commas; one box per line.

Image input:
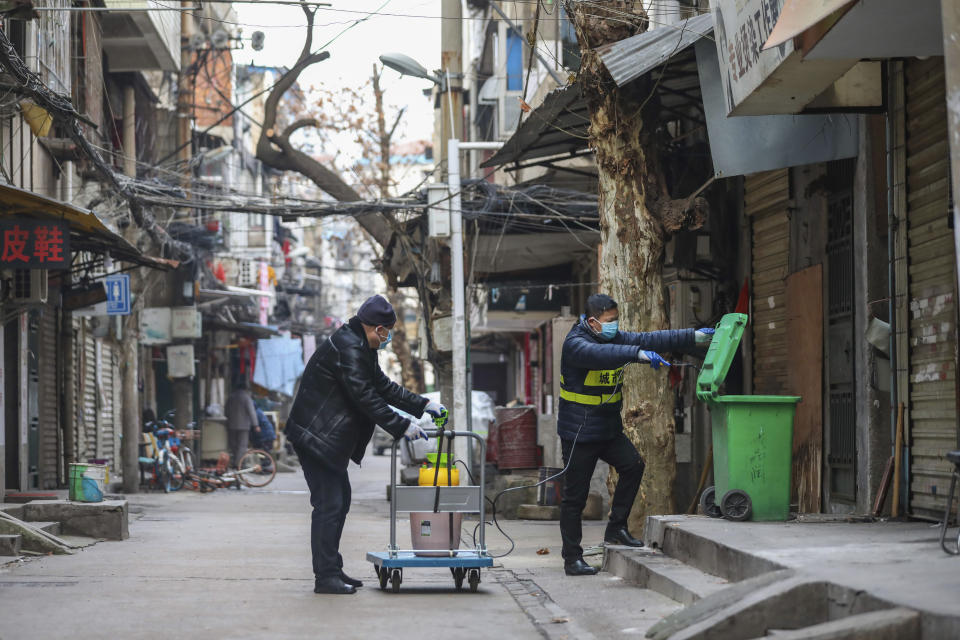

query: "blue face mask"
left=377, top=330, right=393, bottom=350
left=599, top=321, right=619, bottom=340
left=589, top=317, right=618, bottom=340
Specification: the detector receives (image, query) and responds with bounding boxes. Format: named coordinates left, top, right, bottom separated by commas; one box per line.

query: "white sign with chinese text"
left=171, top=307, right=202, bottom=339
left=166, top=344, right=195, bottom=379
left=713, top=0, right=791, bottom=114
left=140, top=307, right=172, bottom=345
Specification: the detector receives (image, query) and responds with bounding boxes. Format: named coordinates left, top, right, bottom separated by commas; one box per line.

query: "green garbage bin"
left=696, top=313, right=800, bottom=521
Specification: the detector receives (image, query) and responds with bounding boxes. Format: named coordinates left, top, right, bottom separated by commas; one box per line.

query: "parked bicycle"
left=139, top=411, right=185, bottom=493
left=185, top=448, right=277, bottom=492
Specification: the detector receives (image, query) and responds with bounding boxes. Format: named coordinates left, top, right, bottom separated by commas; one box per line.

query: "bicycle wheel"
left=236, top=449, right=276, bottom=488
left=158, top=458, right=172, bottom=493
left=165, top=455, right=185, bottom=492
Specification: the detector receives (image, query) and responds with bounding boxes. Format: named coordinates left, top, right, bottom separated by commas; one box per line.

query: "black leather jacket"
left=285, top=317, right=428, bottom=469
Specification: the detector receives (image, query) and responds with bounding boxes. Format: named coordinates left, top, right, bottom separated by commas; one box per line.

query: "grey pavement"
left=0, top=450, right=670, bottom=639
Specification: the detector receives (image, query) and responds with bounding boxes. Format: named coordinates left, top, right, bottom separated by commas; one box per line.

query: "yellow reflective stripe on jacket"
left=559, top=388, right=623, bottom=406
left=584, top=367, right=624, bottom=387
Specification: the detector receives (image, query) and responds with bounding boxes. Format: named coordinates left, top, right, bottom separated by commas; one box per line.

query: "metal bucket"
left=409, top=512, right=463, bottom=557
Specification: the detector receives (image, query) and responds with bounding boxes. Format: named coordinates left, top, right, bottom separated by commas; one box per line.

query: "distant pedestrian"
left=285, top=294, right=447, bottom=595
left=251, top=406, right=276, bottom=452
left=225, top=380, right=258, bottom=467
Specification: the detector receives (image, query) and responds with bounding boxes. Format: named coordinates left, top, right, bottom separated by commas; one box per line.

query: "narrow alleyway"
left=0, top=451, right=677, bottom=639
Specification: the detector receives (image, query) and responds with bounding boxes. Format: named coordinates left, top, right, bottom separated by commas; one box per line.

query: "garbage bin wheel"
left=390, top=569, right=402, bottom=593
left=700, top=486, right=722, bottom=518
left=720, top=489, right=752, bottom=522
left=378, top=566, right=389, bottom=590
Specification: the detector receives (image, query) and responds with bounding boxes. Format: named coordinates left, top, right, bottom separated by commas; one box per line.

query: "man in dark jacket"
left=285, top=295, right=447, bottom=595
left=558, top=294, right=713, bottom=576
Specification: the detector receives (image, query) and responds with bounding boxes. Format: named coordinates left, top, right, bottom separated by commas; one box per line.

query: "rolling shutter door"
left=37, top=305, right=60, bottom=489
left=97, top=340, right=118, bottom=467
left=747, top=169, right=791, bottom=395
left=72, top=318, right=98, bottom=463
left=904, top=58, right=957, bottom=520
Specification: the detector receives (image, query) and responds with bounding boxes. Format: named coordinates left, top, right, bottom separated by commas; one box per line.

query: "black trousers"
left=295, top=446, right=351, bottom=579
left=559, top=431, right=645, bottom=561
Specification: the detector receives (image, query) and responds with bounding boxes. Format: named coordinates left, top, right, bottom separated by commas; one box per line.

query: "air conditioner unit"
left=12, top=269, right=48, bottom=304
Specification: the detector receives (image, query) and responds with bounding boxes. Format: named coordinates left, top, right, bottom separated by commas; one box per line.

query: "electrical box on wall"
left=666, top=278, right=714, bottom=330
left=427, top=183, right=450, bottom=239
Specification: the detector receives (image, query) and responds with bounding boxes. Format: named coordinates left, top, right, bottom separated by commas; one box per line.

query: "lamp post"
left=380, top=54, right=503, bottom=468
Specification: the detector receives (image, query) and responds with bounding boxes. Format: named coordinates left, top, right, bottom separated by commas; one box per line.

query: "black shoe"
left=564, top=558, right=599, bottom=576
left=314, top=577, right=357, bottom=594
left=604, top=526, right=645, bottom=547
left=340, top=572, right=363, bottom=588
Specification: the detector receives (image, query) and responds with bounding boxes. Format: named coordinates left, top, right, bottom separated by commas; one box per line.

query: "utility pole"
left=438, top=0, right=463, bottom=433
left=120, top=85, right=140, bottom=493
left=942, top=1, right=960, bottom=284
left=179, top=3, right=194, bottom=185
left=439, top=0, right=463, bottom=170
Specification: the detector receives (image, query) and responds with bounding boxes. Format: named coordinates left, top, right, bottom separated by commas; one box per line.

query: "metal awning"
left=764, top=0, right=942, bottom=59
left=480, top=84, right=590, bottom=169
left=482, top=18, right=711, bottom=170
left=597, top=12, right=714, bottom=88
left=205, top=318, right=280, bottom=338
left=0, top=182, right=174, bottom=270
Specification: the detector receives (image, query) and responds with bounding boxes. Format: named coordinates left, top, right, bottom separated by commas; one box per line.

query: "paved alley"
left=0, top=452, right=676, bottom=640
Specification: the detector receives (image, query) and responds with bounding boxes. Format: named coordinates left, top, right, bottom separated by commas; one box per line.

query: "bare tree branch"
left=255, top=7, right=393, bottom=247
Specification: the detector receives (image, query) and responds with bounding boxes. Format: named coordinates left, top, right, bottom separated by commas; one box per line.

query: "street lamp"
left=379, top=53, right=446, bottom=90
left=382, top=52, right=503, bottom=469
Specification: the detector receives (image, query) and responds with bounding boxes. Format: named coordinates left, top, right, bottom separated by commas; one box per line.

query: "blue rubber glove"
left=424, top=400, right=448, bottom=426
left=638, top=350, right=670, bottom=370
left=695, top=328, right=716, bottom=345
left=404, top=422, right=429, bottom=442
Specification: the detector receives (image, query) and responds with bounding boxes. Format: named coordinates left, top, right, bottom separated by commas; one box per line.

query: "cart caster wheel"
left=468, top=569, right=480, bottom=593
left=700, top=486, right=722, bottom=518
left=720, top=489, right=752, bottom=522
left=390, top=569, right=402, bottom=593
left=452, top=567, right=465, bottom=591
left=378, top=566, right=389, bottom=591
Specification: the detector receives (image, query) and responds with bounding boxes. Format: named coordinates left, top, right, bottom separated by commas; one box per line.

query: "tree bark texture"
left=569, top=1, right=707, bottom=532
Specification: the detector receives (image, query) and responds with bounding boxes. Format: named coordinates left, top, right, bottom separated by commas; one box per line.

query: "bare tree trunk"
left=387, top=285, right=425, bottom=393
left=569, top=1, right=707, bottom=533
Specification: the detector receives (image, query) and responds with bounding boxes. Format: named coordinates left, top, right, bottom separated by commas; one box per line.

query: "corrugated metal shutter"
left=97, top=340, right=118, bottom=467
left=37, top=305, right=60, bottom=489
left=73, top=318, right=98, bottom=463
left=904, top=57, right=958, bottom=520
left=747, top=169, right=791, bottom=395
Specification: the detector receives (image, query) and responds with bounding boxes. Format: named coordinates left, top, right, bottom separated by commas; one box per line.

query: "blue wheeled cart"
left=367, top=429, right=493, bottom=593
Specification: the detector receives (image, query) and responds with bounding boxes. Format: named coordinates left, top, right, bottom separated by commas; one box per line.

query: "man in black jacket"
left=286, top=295, right=446, bottom=594
left=558, top=294, right=713, bottom=576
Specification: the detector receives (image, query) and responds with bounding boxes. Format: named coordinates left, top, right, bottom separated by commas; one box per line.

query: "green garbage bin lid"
left=696, top=312, right=748, bottom=401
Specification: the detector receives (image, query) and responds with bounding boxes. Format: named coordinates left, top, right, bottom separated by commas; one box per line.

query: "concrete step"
left=0, top=503, right=26, bottom=519
left=603, top=547, right=730, bottom=605
left=516, top=504, right=560, bottom=520
left=645, top=515, right=784, bottom=582
left=29, top=521, right=61, bottom=536
left=758, top=607, right=921, bottom=640
left=22, top=500, right=128, bottom=541
left=0, top=533, right=21, bottom=556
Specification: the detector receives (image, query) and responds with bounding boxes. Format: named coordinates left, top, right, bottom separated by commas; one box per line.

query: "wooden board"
left=786, top=264, right=824, bottom=513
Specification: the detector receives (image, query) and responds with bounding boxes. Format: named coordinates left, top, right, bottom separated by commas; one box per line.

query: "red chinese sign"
left=0, top=221, right=70, bottom=269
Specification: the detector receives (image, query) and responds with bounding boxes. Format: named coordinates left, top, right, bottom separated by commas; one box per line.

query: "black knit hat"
left=356, top=295, right=397, bottom=327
